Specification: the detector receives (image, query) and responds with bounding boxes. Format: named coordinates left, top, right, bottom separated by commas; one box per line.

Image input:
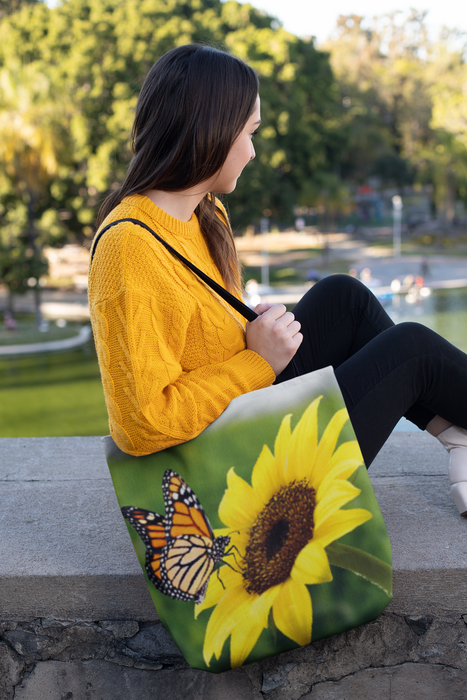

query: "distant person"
left=306, top=268, right=320, bottom=282
left=420, top=258, right=430, bottom=279
left=4, top=310, right=16, bottom=331
left=359, top=267, right=381, bottom=288
left=89, top=44, right=467, bottom=517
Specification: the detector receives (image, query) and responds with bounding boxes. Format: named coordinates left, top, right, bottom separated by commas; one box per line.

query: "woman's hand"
left=246, top=303, right=303, bottom=377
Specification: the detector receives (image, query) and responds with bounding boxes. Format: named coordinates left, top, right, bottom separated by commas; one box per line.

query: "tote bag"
left=104, top=366, right=392, bottom=673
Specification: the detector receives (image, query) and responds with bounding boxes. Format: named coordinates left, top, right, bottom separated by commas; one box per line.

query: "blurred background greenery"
left=1, top=0, right=466, bottom=247
left=1, top=0, right=467, bottom=437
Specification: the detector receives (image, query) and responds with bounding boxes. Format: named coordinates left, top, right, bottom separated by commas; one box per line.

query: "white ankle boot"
left=436, top=426, right=467, bottom=516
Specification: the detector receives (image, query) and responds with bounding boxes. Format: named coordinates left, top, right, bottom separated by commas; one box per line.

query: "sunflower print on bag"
left=195, top=396, right=372, bottom=668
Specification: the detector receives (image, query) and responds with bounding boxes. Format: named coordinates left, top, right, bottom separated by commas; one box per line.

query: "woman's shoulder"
left=94, top=194, right=157, bottom=239
left=89, top=196, right=174, bottom=299
left=91, top=194, right=172, bottom=265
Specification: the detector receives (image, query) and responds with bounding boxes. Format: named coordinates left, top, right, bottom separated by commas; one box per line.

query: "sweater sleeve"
left=90, top=228, right=275, bottom=456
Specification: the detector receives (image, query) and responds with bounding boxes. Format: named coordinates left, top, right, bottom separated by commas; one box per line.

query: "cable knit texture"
left=88, top=194, right=275, bottom=455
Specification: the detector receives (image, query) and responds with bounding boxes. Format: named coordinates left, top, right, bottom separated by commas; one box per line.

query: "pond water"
left=380, top=286, right=467, bottom=432
left=385, top=287, right=467, bottom=352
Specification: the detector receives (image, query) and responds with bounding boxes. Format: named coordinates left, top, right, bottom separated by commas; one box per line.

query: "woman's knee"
left=305, top=274, right=374, bottom=308
left=383, top=322, right=444, bottom=357
left=390, top=321, right=435, bottom=342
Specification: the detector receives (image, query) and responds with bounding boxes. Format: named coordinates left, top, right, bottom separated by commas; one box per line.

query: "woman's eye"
left=251, top=129, right=259, bottom=139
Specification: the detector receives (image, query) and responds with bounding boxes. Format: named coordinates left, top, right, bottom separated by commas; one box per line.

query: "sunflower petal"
left=287, top=396, right=321, bottom=481
left=273, top=413, right=292, bottom=474
left=314, top=507, right=373, bottom=548
left=249, top=584, right=281, bottom=626
left=195, top=566, right=242, bottom=617
left=202, top=583, right=252, bottom=666
left=311, top=408, right=349, bottom=488
left=218, top=468, right=264, bottom=529
left=230, top=608, right=268, bottom=668
left=291, top=541, right=333, bottom=585
left=226, top=530, right=249, bottom=558
left=272, top=577, right=312, bottom=645
left=314, top=480, right=362, bottom=527
left=317, top=441, right=363, bottom=499
left=212, top=527, right=232, bottom=538
left=251, top=443, right=285, bottom=503
left=327, top=439, right=363, bottom=471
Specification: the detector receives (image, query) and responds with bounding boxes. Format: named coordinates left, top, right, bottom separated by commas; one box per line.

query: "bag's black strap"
left=91, top=217, right=258, bottom=322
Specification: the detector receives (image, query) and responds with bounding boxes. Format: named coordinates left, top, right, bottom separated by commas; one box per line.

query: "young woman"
left=89, top=44, right=467, bottom=517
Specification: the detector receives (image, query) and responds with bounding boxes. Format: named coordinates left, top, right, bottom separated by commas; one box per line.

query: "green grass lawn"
left=0, top=342, right=109, bottom=437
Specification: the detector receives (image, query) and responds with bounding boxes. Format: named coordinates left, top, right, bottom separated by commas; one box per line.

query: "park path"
left=0, top=324, right=92, bottom=357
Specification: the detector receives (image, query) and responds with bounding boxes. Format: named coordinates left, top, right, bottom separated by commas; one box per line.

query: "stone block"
left=0, top=642, right=24, bottom=700
left=125, top=623, right=182, bottom=661
left=13, top=660, right=263, bottom=700
left=99, top=620, right=139, bottom=640
left=301, top=662, right=467, bottom=699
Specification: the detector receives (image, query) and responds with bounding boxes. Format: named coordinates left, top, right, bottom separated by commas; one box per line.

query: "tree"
left=0, top=0, right=349, bottom=233
left=0, top=237, right=48, bottom=316
left=323, top=12, right=467, bottom=219
left=224, top=22, right=346, bottom=226
left=428, top=44, right=467, bottom=218
left=0, top=0, right=38, bottom=19
left=0, top=61, right=71, bottom=323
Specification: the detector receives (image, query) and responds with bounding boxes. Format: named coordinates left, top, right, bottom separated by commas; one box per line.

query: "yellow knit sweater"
left=88, top=194, right=275, bottom=455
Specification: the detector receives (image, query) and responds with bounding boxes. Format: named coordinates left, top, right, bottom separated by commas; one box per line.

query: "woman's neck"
left=143, top=185, right=209, bottom=222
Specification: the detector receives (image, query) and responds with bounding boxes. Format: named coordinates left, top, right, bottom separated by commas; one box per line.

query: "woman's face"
left=212, top=95, right=261, bottom=194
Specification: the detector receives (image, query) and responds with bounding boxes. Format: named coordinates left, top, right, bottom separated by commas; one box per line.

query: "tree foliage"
left=0, top=0, right=466, bottom=248
left=0, top=0, right=346, bottom=235
left=323, top=11, right=467, bottom=220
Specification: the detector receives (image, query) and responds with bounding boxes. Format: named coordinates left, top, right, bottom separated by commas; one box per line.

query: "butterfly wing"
left=121, top=506, right=167, bottom=590
left=161, top=470, right=229, bottom=603
left=122, top=473, right=230, bottom=605
left=161, top=534, right=217, bottom=603
left=162, top=469, right=215, bottom=542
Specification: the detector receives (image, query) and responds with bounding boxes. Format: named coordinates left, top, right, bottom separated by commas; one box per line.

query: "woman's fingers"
left=253, top=303, right=273, bottom=315
left=245, top=304, right=303, bottom=376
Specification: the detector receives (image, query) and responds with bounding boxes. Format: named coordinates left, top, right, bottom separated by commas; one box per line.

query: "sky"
left=239, top=0, right=467, bottom=45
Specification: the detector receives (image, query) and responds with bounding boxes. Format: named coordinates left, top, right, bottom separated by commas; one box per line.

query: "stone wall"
left=1, top=433, right=467, bottom=699
left=2, top=613, right=467, bottom=699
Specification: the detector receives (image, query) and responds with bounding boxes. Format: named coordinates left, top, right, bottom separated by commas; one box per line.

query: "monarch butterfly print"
left=121, top=470, right=230, bottom=604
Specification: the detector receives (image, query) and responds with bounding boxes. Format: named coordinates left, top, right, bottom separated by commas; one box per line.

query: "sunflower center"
left=242, top=479, right=316, bottom=595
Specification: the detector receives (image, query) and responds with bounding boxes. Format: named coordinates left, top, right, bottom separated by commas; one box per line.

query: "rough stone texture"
left=0, top=642, right=24, bottom=700
left=1, top=611, right=467, bottom=698
left=124, top=624, right=182, bottom=661
left=1, top=434, right=467, bottom=698
left=302, top=664, right=467, bottom=699
left=13, top=661, right=264, bottom=700
left=99, top=620, right=139, bottom=640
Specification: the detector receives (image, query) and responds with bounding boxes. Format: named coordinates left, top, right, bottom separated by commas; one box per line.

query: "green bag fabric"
left=104, top=366, right=392, bottom=673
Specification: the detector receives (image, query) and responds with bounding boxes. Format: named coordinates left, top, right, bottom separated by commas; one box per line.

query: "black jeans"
left=275, top=275, right=467, bottom=467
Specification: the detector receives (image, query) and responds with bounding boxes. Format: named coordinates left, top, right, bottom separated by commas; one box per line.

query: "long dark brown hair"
left=96, top=44, right=259, bottom=293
